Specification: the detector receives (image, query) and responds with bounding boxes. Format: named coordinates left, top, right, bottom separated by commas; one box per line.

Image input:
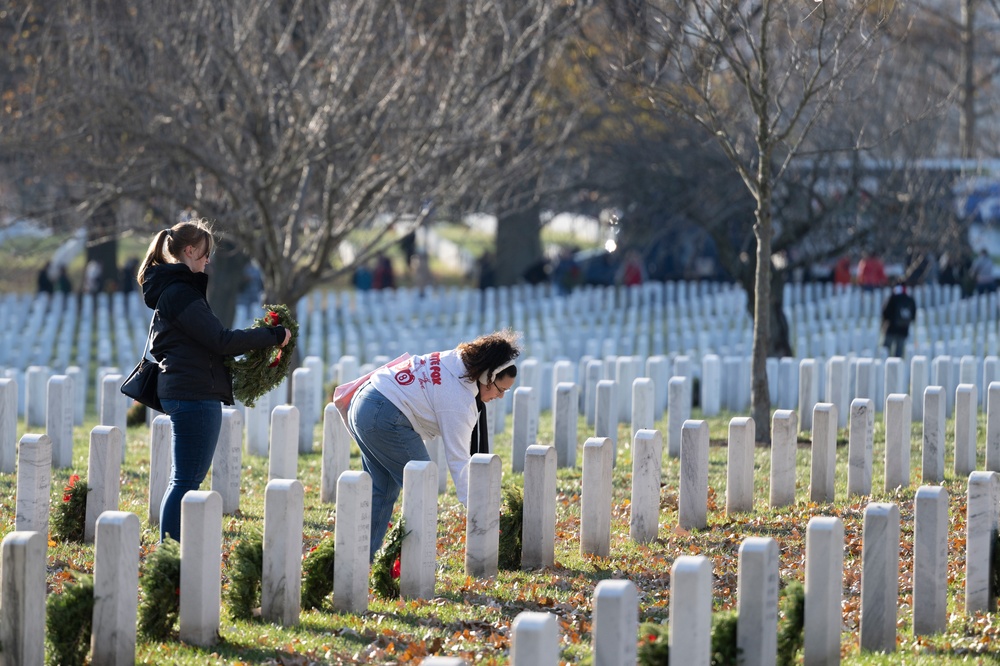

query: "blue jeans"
left=346, top=384, right=429, bottom=560
left=159, top=399, right=222, bottom=542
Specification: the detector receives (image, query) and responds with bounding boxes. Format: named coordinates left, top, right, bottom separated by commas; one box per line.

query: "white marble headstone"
left=859, top=502, right=899, bottom=653
left=179, top=490, right=223, bottom=646
left=522, top=445, right=556, bottom=570
left=84, top=425, right=123, bottom=544
left=580, top=438, right=613, bottom=557
left=268, top=404, right=300, bottom=480
left=679, top=420, right=709, bottom=530
left=14, top=434, right=51, bottom=534
left=913, top=486, right=948, bottom=636
left=92, top=512, right=141, bottom=663
left=630, top=429, right=663, bottom=543
left=465, top=454, right=502, bottom=578
left=726, top=416, right=755, bottom=515
left=262, top=479, right=305, bottom=626
left=321, top=403, right=352, bottom=503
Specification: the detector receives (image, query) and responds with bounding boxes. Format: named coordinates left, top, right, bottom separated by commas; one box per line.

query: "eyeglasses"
left=491, top=382, right=513, bottom=395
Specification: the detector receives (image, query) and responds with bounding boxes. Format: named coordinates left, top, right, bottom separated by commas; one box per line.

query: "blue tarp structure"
left=957, top=182, right=1000, bottom=223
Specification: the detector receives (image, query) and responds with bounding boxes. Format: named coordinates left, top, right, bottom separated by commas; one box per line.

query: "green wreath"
left=51, top=474, right=88, bottom=544
left=46, top=573, right=94, bottom=666
left=301, top=536, right=337, bottom=611
left=371, top=519, right=408, bottom=600
left=137, top=538, right=181, bottom=641
left=228, top=303, right=299, bottom=408
left=497, top=483, right=524, bottom=571
left=776, top=581, right=805, bottom=666
left=225, top=535, right=264, bottom=621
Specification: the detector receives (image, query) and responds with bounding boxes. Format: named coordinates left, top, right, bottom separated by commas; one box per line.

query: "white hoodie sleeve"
left=436, top=408, right=477, bottom=506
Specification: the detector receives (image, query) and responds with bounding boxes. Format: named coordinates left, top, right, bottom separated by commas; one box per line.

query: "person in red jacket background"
left=856, top=250, right=887, bottom=291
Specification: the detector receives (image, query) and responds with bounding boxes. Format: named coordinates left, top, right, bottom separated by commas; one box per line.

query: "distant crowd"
left=832, top=246, right=996, bottom=296
left=36, top=257, right=142, bottom=297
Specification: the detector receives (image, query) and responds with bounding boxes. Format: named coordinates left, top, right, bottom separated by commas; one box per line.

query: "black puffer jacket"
left=141, top=263, right=285, bottom=405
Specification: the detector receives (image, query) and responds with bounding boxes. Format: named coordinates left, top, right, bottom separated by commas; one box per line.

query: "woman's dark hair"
left=458, top=329, right=521, bottom=384
left=136, top=219, right=215, bottom=285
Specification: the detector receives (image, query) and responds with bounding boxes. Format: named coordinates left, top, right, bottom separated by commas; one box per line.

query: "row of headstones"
left=315, top=307, right=776, bottom=372
left=0, top=524, right=755, bottom=665
left=326, top=348, right=909, bottom=437
left=11, top=382, right=986, bottom=577
left=0, top=286, right=989, bottom=419
left=296, top=279, right=737, bottom=322
left=300, top=278, right=969, bottom=336
left=786, top=283, right=994, bottom=327
left=6, top=441, right=994, bottom=665
left=3, top=278, right=995, bottom=409
left=0, top=290, right=142, bottom=375
left=3, top=361, right=143, bottom=428
left=791, top=321, right=1000, bottom=364
left=790, top=353, right=1000, bottom=426
left=5, top=357, right=989, bottom=511
left=494, top=360, right=1000, bottom=489
left=687, top=393, right=996, bottom=526
left=1, top=280, right=742, bottom=374
left=7, top=378, right=972, bottom=558
left=329, top=347, right=1000, bottom=442
left=783, top=278, right=964, bottom=308
left=4, top=332, right=992, bottom=525
left=3, top=440, right=644, bottom=664
left=0, top=352, right=331, bottom=465
left=291, top=280, right=979, bottom=366
left=8, top=351, right=1000, bottom=526
left=0, top=371, right=132, bottom=473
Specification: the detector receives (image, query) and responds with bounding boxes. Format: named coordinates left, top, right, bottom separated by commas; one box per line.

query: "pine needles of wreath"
left=137, top=538, right=181, bottom=641
left=51, top=474, right=88, bottom=544
left=228, top=303, right=299, bottom=408
left=225, top=534, right=264, bottom=621
left=497, top=483, right=524, bottom=571
left=45, top=573, right=94, bottom=666
left=301, top=536, right=337, bottom=611
left=371, top=519, right=408, bottom=600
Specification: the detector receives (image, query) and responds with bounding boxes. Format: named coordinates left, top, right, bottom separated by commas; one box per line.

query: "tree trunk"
left=738, top=267, right=792, bottom=356
left=750, top=199, right=773, bottom=443
left=86, top=203, right=118, bottom=293
left=960, top=0, right=976, bottom=158
left=206, top=240, right=246, bottom=328
left=495, top=202, right=543, bottom=286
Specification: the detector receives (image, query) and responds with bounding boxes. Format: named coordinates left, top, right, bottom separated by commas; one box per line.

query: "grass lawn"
left=2, top=400, right=997, bottom=664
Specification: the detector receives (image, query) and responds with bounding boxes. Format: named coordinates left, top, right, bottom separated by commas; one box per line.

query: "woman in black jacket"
left=137, top=219, right=291, bottom=542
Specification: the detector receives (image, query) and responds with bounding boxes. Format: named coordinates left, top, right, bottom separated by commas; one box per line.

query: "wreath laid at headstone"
left=301, top=535, right=338, bottom=611
left=45, top=573, right=94, bottom=666
left=497, top=483, right=524, bottom=571
left=51, top=474, right=88, bottom=544
left=371, top=519, right=408, bottom=600
left=137, top=538, right=182, bottom=640
left=225, top=534, right=264, bottom=621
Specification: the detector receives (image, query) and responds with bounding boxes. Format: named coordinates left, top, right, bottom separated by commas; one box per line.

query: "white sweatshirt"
left=369, top=349, right=478, bottom=506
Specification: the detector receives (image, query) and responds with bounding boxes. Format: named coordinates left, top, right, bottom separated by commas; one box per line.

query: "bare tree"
left=585, top=0, right=895, bottom=440
left=3, top=0, right=584, bottom=309
left=899, top=0, right=1000, bottom=158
